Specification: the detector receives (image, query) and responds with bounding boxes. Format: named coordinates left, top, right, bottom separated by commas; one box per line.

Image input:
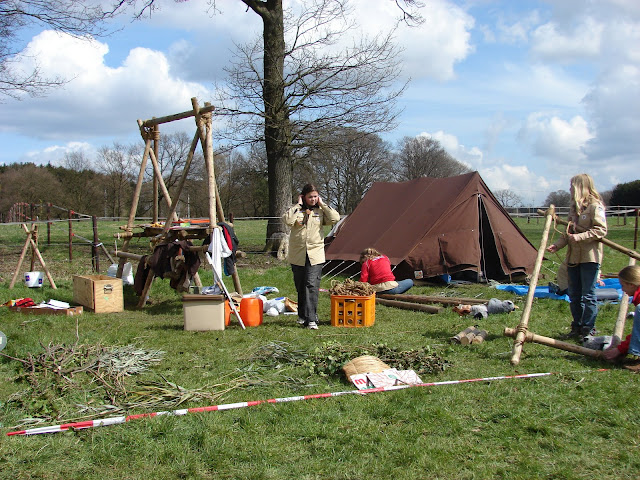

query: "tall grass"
left=0, top=216, right=639, bottom=479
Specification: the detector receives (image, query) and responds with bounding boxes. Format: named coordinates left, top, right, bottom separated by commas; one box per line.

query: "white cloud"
left=530, top=17, right=603, bottom=62
left=518, top=113, right=593, bottom=165
left=418, top=130, right=480, bottom=169
left=21, top=142, right=95, bottom=166
left=352, top=0, right=474, bottom=81
left=0, top=31, right=217, bottom=141
left=583, top=64, right=640, bottom=161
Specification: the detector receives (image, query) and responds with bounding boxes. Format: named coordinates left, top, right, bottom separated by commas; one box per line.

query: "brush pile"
left=329, top=278, right=376, bottom=296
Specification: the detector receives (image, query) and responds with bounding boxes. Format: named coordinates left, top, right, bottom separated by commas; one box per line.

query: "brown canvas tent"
left=324, top=172, right=537, bottom=282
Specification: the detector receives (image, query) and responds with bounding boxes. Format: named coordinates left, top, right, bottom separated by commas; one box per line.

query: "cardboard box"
left=73, top=275, right=124, bottom=313
left=183, top=294, right=225, bottom=331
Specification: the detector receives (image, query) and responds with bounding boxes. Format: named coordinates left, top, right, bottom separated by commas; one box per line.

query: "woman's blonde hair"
left=360, top=247, right=382, bottom=263
left=619, top=265, right=640, bottom=286
left=570, top=173, right=602, bottom=214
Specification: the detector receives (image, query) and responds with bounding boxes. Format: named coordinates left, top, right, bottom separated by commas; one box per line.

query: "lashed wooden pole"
left=537, top=209, right=640, bottom=261
left=510, top=205, right=555, bottom=366
left=504, top=327, right=602, bottom=358
left=612, top=257, right=636, bottom=347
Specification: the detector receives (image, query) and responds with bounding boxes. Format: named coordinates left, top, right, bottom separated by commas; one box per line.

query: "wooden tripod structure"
left=114, top=97, right=242, bottom=307
left=9, top=223, right=57, bottom=289
left=506, top=206, right=640, bottom=365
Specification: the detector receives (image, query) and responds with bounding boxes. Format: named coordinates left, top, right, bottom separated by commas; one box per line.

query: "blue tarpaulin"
left=495, top=277, right=625, bottom=302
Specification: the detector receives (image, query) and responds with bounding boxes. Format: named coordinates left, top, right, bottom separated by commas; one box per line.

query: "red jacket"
left=360, top=255, right=395, bottom=285
left=616, top=285, right=640, bottom=354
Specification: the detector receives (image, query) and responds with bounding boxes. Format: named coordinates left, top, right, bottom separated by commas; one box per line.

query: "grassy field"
left=0, top=215, right=639, bottom=479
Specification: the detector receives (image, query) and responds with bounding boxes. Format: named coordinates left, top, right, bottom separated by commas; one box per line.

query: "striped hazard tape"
left=6, top=370, right=606, bottom=436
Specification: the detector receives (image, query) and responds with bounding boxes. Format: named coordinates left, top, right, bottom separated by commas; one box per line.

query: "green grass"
left=0, top=217, right=639, bottom=479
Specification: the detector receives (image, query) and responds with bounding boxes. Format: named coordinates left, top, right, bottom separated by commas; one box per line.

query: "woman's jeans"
left=379, top=279, right=414, bottom=295
left=567, top=262, right=599, bottom=334
left=291, top=256, right=322, bottom=325
left=628, top=304, right=640, bottom=356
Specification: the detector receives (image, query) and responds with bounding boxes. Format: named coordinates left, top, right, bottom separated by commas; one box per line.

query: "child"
left=602, top=265, right=640, bottom=371
left=359, top=247, right=413, bottom=295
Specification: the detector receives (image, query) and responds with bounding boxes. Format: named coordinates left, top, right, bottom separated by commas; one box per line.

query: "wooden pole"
left=9, top=224, right=34, bottom=288
left=153, top=122, right=159, bottom=224
left=378, top=294, right=489, bottom=305
left=538, top=209, right=640, bottom=261
left=47, top=203, right=51, bottom=245
left=612, top=257, right=636, bottom=347
left=140, top=104, right=215, bottom=128
left=92, top=215, right=99, bottom=273
left=29, top=223, right=37, bottom=272
left=634, top=209, right=638, bottom=251
left=116, top=137, right=151, bottom=277
left=375, top=298, right=443, bottom=314
left=511, top=205, right=555, bottom=366
left=504, top=327, right=602, bottom=359
left=68, top=209, right=73, bottom=262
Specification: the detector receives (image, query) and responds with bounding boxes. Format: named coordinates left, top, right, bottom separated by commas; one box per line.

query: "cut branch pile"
left=329, top=278, right=376, bottom=296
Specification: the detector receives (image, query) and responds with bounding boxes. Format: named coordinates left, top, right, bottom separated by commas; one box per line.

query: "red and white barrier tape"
left=6, top=370, right=603, bottom=436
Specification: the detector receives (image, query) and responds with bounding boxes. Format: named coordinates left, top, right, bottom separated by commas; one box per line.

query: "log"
left=511, top=206, right=555, bottom=366
left=461, top=332, right=476, bottom=346
left=378, top=294, right=488, bottom=305
left=115, top=251, right=145, bottom=261
left=503, top=327, right=602, bottom=359
left=538, top=209, right=640, bottom=261
left=451, top=325, right=477, bottom=344
left=140, top=104, right=215, bottom=127
left=471, top=328, right=488, bottom=344
left=375, top=298, right=443, bottom=314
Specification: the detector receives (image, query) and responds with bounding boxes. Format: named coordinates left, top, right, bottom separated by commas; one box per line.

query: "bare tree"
left=543, top=190, right=571, bottom=208
left=217, top=0, right=406, bottom=250
left=494, top=189, right=523, bottom=209
left=395, top=136, right=470, bottom=180
left=0, top=1, right=111, bottom=100
left=97, top=142, right=137, bottom=218
left=301, top=129, right=394, bottom=214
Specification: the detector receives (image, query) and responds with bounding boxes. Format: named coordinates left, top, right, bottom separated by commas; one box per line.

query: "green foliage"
left=610, top=179, right=640, bottom=206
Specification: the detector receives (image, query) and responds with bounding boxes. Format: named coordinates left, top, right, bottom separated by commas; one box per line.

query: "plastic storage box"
left=183, top=294, right=225, bottom=331
left=330, top=293, right=376, bottom=327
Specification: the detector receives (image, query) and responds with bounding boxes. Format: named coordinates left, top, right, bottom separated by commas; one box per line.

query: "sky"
left=1, top=0, right=639, bottom=206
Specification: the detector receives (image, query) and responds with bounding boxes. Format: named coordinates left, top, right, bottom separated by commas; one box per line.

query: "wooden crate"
left=73, top=275, right=123, bottom=313
left=9, top=306, right=83, bottom=316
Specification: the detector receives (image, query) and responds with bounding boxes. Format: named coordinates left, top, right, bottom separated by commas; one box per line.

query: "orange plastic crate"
left=330, top=293, right=376, bottom=327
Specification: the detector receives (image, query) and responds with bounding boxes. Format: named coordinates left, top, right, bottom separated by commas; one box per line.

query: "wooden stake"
left=612, top=257, right=636, bottom=347
left=9, top=224, right=57, bottom=289
left=510, top=205, right=555, bottom=366
left=504, top=327, right=602, bottom=359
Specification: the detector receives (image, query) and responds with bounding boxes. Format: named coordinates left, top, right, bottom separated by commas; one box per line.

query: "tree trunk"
left=259, top=0, right=293, bottom=253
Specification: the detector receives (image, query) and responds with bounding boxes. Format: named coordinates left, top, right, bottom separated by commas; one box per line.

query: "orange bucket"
left=239, top=297, right=263, bottom=327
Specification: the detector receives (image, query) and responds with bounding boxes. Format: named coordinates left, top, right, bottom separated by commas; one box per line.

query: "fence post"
left=47, top=203, right=51, bottom=245
left=635, top=209, right=639, bottom=251
left=68, top=209, right=73, bottom=262
left=92, top=215, right=99, bottom=272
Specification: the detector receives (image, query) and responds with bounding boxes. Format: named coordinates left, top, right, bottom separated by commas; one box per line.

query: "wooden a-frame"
left=9, top=223, right=57, bottom=290
left=114, top=97, right=242, bottom=307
